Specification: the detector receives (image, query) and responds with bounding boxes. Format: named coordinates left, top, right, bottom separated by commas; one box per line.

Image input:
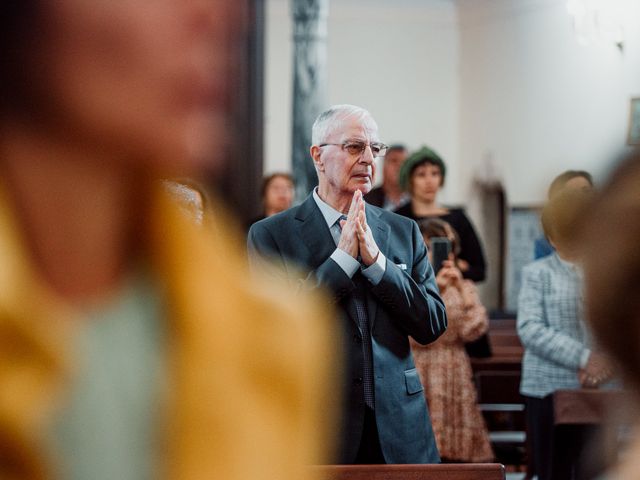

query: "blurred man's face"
left=34, top=0, right=241, bottom=172
left=383, top=149, right=407, bottom=188
left=317, top=115, right=379, bottom=198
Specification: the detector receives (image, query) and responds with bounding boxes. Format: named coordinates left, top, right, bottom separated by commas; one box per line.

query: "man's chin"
left=349, top=179, right=372, bottom=194
left=351, top=185, right=371, bottom=195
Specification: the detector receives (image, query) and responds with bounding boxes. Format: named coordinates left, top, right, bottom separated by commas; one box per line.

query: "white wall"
left=265, top=0, right=462, bottom=202
left=267, top=0, right=640, bottom=204
left=457, top=0, right=640, bottom=206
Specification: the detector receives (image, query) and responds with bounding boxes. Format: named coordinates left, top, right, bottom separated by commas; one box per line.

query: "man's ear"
left=310, top=145, right=324, bottom=172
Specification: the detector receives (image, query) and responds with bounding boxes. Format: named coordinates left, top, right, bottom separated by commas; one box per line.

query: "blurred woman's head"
left=541, top=188, right=591, bottom=257
left=548, top=170, right=593, bottom=199
left=399, top=146, right=447, bottom=204
left=582, top=151, right=640, bottom=392
left=417, top=218, right=460, bottom=258
left=0, top=0, right=238, bottom=173
left=262, top=173, right=294, bottom=216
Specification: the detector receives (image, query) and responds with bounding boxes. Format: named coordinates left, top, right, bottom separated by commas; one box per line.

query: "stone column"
left=291, top=0, right=329, bottom=200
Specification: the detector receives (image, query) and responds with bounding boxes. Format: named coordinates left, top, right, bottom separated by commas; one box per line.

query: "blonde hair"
left=541, top=189, right=591, bottom=250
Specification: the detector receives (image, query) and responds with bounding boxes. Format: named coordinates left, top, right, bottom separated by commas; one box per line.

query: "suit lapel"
left=296, top=196, right=364, bottom=332
left=295, top=195, right=337, bottom=270
left=295, top=197, right=390, bottom=333
left=365, top=205, right=389, bottom=329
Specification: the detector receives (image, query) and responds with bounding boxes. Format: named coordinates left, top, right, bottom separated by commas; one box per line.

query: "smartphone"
left=430, top=237, right=451, bottom=275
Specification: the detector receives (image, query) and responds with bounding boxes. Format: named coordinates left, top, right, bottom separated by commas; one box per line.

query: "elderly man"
left=248, top=105, right=446, bottom=464
left=364, top=144, right=409, bottom=210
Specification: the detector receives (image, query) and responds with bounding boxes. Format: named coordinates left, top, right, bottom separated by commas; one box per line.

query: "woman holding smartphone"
left=394, top=146, right=487, bottom=282
left=410, top=218, right=493, bottom=463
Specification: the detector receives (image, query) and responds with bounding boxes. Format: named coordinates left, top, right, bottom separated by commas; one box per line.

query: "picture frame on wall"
left=628, top=97, right=640, bottom=145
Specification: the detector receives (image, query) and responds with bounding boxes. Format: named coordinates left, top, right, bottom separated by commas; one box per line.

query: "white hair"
left=311, top=104, right=375, bottom=145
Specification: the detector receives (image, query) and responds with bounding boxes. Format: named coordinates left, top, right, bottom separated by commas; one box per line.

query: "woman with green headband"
left=394, top=146, right=487, bottom=283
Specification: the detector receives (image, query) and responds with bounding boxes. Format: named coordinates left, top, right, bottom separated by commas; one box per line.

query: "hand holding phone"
left=430, top=237, right=451, bottom=275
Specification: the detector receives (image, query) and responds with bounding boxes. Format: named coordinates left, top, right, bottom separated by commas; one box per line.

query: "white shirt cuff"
left=331, top=248, right=360, bottom=278
left=362, top=252, right=386, bottom=285
left=580, top=349, right=591, bottom=369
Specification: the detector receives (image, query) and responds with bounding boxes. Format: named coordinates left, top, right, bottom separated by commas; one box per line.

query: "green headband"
left=398, top=145, right=446, bottom=191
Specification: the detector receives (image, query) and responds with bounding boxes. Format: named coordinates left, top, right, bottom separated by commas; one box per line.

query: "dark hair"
left=0, top=2, right=41, bottom=115
left=385, top=144, right=407, bottom=156
left=398, top=146, right=447, bottom=191
left=261, top=173, right=294, bottom=199
left=416, top=218, right=461, bottom=257
left=582, top=151, right=640, bottom=392
left=548, top=170, right=593, bottom=199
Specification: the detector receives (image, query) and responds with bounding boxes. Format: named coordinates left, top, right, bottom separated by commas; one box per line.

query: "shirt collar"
left=312, top=187, right=344, bottom=229
left=554, top=252, right=582, bottom=276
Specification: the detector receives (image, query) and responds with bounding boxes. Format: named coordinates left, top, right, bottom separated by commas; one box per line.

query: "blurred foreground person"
left=411, top=218, right=493, bottom=463
left=0, top=2, right=334, bottom=480
left=582, top=151, right=640, bottom=480
left=248, top=105, right=447, bottom=464
left=518, top=190, right=611, bottom=480
left=162, top=179, right=210, bottom=226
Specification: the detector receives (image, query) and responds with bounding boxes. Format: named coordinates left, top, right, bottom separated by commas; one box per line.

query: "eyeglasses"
left=319, top=141, right=388, bottom=158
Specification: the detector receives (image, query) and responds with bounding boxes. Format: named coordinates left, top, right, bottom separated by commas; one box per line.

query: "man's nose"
left=360, top=146, right=375, bottom=164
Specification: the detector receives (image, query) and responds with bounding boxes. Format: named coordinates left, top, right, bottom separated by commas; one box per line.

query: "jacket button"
left=353, top=377, right=363, bottom=385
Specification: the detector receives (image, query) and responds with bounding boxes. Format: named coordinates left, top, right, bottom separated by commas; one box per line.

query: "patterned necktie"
left=337, top=215, right=375, bottom=409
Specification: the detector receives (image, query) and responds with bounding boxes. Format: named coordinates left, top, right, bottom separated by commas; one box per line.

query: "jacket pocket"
left=404, top=368, right=423, bottom=394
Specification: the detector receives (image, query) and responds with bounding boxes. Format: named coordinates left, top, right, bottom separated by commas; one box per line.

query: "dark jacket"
left=248, top=195, right=447, bottom=464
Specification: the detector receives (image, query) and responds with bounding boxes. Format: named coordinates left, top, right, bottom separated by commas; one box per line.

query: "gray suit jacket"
left=247, top=195, right=447, bottom=464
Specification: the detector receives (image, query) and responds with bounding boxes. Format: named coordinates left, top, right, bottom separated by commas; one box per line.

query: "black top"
left=364, top=186, right=386, bottom=208
left=247, top=214, right=266, bottom=232
left=393, top=203, right=487, bottom=282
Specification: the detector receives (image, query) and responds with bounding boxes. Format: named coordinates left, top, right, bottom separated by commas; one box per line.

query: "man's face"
left=383, top=149, right=408, bottom=187
left=316, top=114, right=379, bottom=197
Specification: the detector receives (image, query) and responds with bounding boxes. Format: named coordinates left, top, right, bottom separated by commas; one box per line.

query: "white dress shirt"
left=312, top=188, right=386, bottom=285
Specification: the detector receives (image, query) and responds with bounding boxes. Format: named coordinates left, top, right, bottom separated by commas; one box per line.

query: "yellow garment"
left=0, top=185, right=338, bottom=479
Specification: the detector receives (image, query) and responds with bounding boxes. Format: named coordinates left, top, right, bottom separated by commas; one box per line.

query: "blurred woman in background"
left=394, top=146, right=487, bottom=283
left=248, top=173, right=295, bottom=227
left=534, top=170, right=594, bottom=260
left=0, top=2, right=333, bottom=479
left=411, top=218, right=493, bottom=463
left=518, top=189, right=610, bottom=480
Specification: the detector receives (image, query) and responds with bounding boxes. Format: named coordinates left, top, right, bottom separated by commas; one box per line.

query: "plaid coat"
left=517, top=253, right=591, bottom=398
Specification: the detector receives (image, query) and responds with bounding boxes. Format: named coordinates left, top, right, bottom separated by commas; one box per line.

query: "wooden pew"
left=550, top=389, right=626, bottom=479
left=312, top=464, right=505, bottom=480
left=553, top=389, right=625, bottom=425
left=471, top=319, right=525, bottom=470
left=470, top=318, right=522, bottom=373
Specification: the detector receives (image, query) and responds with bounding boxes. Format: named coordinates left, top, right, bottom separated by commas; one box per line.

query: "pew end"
left=312, top=463, right=506, bottom=480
